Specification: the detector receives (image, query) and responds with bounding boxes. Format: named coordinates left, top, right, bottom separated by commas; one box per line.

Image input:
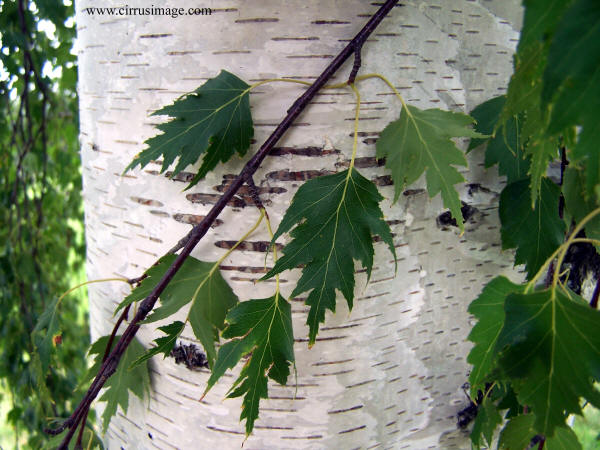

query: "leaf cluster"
left=466, top=1, right=600, bottom=447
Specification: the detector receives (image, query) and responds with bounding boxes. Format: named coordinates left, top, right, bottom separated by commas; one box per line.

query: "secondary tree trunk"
left=77, top=1, right=522, bottom=448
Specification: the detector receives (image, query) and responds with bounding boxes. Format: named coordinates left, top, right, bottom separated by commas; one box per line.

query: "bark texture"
left=77, top=1, right=521, bottom=448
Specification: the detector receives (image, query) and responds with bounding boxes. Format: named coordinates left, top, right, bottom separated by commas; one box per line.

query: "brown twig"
left=52, top=2, right=399, bottom=446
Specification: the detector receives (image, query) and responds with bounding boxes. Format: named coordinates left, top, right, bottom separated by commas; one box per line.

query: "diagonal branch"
left=53, top=1, right=398, bottom=446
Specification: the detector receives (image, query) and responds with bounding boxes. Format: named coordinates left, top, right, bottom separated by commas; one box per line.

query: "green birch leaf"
left=117, top=254, right=238, bottom=367
left=498, top=413, right=535, bottom=450
left=499, top=178, right=565, bottom=278
left=376, top=105, right=485, bottom=231
left=124, top=70, right=253, bottom=189
left=545, top=426, right=583, bottom=450
left=203, top=295, right=294, bottom=436
left=499, top=414, right=582, bottom=450
left=571, top=120, right=600, bottom=202
left=543, top=0, right=600, bottom=117
left=467, top=276, right=524, bottom=392
left=262, top=168, right=395, bottom=345
left=130, top=321, right=185, bottom=368
left=468, top=95, right=530, bottom=184
left=525, top=133, right=558, bottom=205
left=85, top=336, right=149, bottom=432
left=470, top=396, right=502, bottom=449
left=32, top=297, right=60, bottom=373
left=496, top=287, right=600, bottom=437
left=501, top=42, right=545, bottom=132
left=116, top=256, right=170, bottom=313
left=518, top=0, right=574, bottom=53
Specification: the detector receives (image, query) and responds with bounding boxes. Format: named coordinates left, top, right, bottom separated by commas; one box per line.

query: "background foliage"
left=0, top=0, right=91, bottom=447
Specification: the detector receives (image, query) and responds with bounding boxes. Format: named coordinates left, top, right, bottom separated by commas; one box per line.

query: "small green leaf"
left=499, top=178, right=565, bottom=279
left=84, top=336, right=150, bottom=432
left=468, top=95, right=530, bottom=184
left=470, top=396, right=502, bottom=449
left=543, top=0, right=600, bottom=114
left=571, top=123, right=600, bottom=202
left=496, top=287, right=600, bottom=437
left=203, top=295, right=294, bottom=436
left=517, top=0, right=573, bottom=53
left=125, top=70, right=253, bottom=188
left=498, top=414, right=536, bottom=449
left=262, top=168, right=395, bottom=345
left=118, top=254, right=238, bottom=367
left=467, top=276, right=524, bottom=392
left=376, top=105, right=485, bottom=230
left=131, top=321, right=184, bottom=368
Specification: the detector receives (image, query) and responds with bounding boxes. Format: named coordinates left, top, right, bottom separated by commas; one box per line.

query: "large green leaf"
left=496, top=288, right=600, bottom=436
left=118, top=254, right=238, bottom=366
left=262, top=168, right=395, bottom=345
left=499, top=414, right=582, bottom=450
left=125, top=70, right=253, bottom=188
left=467, top=276, right=524, bottom=392
left=542, top=0, right=600, bottom=204
left=543, top=0, right=600, bottom=117
left=468, top=95, right=530, bottom=184
left=203, top=295, right=294, bottom=436
left=499, top=178, right=565, bottom=279
left=85, top=336, right=150, bottom=432
left=376, top=105, right=484, bottom=231
left=518, top=0, right=574, bottom=53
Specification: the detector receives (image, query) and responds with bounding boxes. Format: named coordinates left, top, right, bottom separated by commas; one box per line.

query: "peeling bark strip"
left=55, top=2, right=399, bottom=446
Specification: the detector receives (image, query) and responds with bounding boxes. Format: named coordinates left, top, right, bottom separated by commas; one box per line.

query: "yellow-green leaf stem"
left=522, top=207, right=600, bottom=294
left=58, top=278, right=130, bottom=308
left=552, top=207, right=600, bottom=293
left=263, top=211, right=281, bottom=298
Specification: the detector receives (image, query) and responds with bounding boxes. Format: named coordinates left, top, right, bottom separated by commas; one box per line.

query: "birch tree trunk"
left=76, top=1, right=522, bottom=448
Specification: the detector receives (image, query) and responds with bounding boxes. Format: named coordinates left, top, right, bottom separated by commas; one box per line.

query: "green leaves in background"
left=543, top=0, right=600, bottom=131
left=543, top=0, right=600, bottom=198
left=118, top=254, right=238, bottom=367
left=496, top=287, right=600, bottom=437
left=376, top=105, right=484, bottom=231
left=31, top=298, right=61, bottom=374
left=203, top=295, right=294, bottom=436
left=467, top=276, right=524, bottom=392
left=263, top=168, right=395, bottom=345
left=84, top=336, right=149, bottom=432
left=499, top=178, right=565, bottom=278
left=468, top=95, right=530, bottom=184
left=125, top=70, right=253, bottom=189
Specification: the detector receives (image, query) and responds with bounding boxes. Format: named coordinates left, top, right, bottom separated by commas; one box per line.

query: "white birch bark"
left=76, top=1, right=522, bottom=448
